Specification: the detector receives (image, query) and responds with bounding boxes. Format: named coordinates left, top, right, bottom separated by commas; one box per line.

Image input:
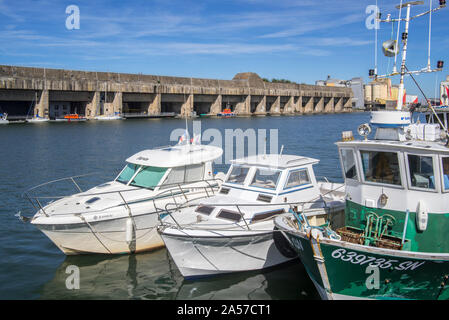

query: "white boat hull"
left=160, top=230, right=294, bottom=278
left=35, top=211, right=164, bottom=255
left=26, top=118, right=49, bottom=123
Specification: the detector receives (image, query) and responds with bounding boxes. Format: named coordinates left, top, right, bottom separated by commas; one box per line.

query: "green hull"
left=286, top=231, right=449, bottom=300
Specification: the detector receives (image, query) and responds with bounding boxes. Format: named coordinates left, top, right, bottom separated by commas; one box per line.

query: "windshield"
left=116, top=164, right=139, bottom=184
left=227, top=166, right=249, bottom=185
left=130, top=166, right=167, bottom=189
left=250, top=168, right=280, bottom=190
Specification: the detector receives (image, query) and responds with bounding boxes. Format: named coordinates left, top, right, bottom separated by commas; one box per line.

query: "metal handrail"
left=24, top=174, right=223, bottom=201
left=23, top=173, right=224, bottom=217
left=159, top=194, right=344, bottom=232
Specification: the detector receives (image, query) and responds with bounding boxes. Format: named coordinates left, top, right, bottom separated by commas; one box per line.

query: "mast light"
left=437, top=61, right=444, bottom=69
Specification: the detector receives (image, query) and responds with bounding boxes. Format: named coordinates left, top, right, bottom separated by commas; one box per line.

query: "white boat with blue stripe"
left=158, top=153, right=346, bottom=279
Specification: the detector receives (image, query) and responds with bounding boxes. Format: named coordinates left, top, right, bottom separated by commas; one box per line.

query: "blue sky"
left=0, top=0, right=448, bottom=97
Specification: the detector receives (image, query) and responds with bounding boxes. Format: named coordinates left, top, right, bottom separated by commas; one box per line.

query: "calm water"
left=0, top=113, right=370, bottom=300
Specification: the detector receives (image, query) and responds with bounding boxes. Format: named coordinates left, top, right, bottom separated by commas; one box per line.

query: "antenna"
left=370, top=0, right=446, bottom=110
left=427, top=0, right=432, bottom=70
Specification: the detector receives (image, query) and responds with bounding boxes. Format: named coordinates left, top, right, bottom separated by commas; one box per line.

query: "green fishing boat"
left=275, top=0, right=449, bottom=300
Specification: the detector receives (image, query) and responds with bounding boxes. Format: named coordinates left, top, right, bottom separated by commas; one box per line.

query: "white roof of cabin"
left=231, top=154, right=319, bottom=169
left=126, top=144, right=223, bottom=167
left=336, top=139, right=449, bottom=153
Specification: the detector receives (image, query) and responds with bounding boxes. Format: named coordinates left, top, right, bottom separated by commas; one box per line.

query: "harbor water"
left=0, top=112, right=370, bottom=300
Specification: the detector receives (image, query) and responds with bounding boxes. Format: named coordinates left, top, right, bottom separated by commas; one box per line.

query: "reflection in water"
left=40, top=249, right=183, bottom=299
left=39, top=249, right=318, bottom=300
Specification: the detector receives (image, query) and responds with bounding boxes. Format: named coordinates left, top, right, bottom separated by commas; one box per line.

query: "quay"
left=0, top=65, right=353, bottom=119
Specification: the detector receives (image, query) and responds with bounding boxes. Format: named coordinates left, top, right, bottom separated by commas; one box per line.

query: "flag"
left=191, top=134, right=201, bottom=145
left=178, top=130, right=190, bottom=145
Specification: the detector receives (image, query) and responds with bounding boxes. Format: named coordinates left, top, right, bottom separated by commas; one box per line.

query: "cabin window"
left=130, top=166, right=167, bottom=189
left=340, top=149, right=358, bottom=180
left=216, top=209, right=242, bottom=222
left=227, top=166, right=249, bottom=185
left=185, top=164, right=205, bottom=183
left=251, top=209, right=285, bottom=223
left=116, top=164, right=139, bottom=184
left=195, top=205, right=215, bottom=215
left=285, top=169, right=310, bottom=189
left=361, top=151, right=401, bottom=186
left=442, top=157, right=449, bottom=191
left=250, top=168, right=280, bottom=190
left=161, top=164, right=205, bottom=188
left=407, top=154, right=435, bottom=190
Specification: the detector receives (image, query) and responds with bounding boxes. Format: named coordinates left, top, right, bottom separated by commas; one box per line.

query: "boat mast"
left=372, top=1, right=446, bottom=111
left=396, top=2, right=412, bottom=111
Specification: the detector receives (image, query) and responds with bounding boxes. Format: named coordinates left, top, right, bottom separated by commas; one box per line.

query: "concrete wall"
left=0, top=66, right=353, bottom=118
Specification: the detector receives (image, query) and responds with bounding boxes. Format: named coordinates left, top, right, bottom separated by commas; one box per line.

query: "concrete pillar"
left=343, top=97, right=352, bottom=112
left=283, top=96, right=294, bottom=114
left=304, top=97, right=314, bottom=114
left=270, top=96, right=281, bottom=114
left=210, top=95, right=222, bottom=115
left=334, top=97, right=343, bottom=112
left=295, top=96, right=303, bottom=113
left=254, top=96, right=267, bottom=115
left=104, top=92, right=123, bottom=115
left=234, top=95, right=251, bottom=115
left=324, top=97, right=335, bottom=113
left=86, top=91, right=100, bottom=118
left=314, top=97, right=324, bottom=113
left=148, top=93, right=161, bottom=115
left=113, top=92, right=123, bottom=114
left=34, top=90, right=49, bottom=118
left=180, top=94, right=194, bottom=117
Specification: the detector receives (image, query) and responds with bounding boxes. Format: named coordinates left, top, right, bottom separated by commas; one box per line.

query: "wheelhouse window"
left=442, top=157, right=449, bottom=191
left=130, top=166, right=167, bottom=189
left=250, top=168, right=280, bottom=190
left=227, top=166, right=249, bottom=185
left=285, top=169, right=310, bottom=189
left=161, top=164, right=205, bottom=188
left=340, top=149, right=358, bottom=180
left=407, top=154, right=435, bottom=190
left=361, top=151, right=401, bottom=186
left=116, top=164, right=139, bottom=184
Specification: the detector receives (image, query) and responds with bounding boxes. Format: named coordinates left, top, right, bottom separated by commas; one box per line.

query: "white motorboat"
left=158, top=154, right=346, bottom=279
left=26, top=141, right=225, bottom=255
left=0, top=112, right=9, bottom=124
left=94, top=113, right=124, bottom=121
left=26, top=116, right=50, bottom=123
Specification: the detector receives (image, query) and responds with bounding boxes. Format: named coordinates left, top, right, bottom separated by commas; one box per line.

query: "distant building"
left=315, top=77, right=365, bottom=110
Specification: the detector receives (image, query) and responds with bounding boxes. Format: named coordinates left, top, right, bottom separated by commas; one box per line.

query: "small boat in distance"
left=94, top=112, right=124, bottom=121
left=0, top=112, right=9, bottom=124
left=26, top=115, right=50, bottom=123
left=158, top=153, right=345, bottom=279
left=217, top=108, right=235, bottom=117
left=63, top=114, right=87, bottom=122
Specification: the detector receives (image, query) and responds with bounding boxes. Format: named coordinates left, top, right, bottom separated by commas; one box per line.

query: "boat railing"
left=23, top=173, right=224, bottom=218
left=160, top=196, right=340, bottom=231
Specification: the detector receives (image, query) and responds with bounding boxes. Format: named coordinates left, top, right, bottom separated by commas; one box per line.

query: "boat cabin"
left=336, top=112, right=449, bottom=253
left=114, top=144, right=223, bottom=191
left=218, top=154, right=321, bottom=204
